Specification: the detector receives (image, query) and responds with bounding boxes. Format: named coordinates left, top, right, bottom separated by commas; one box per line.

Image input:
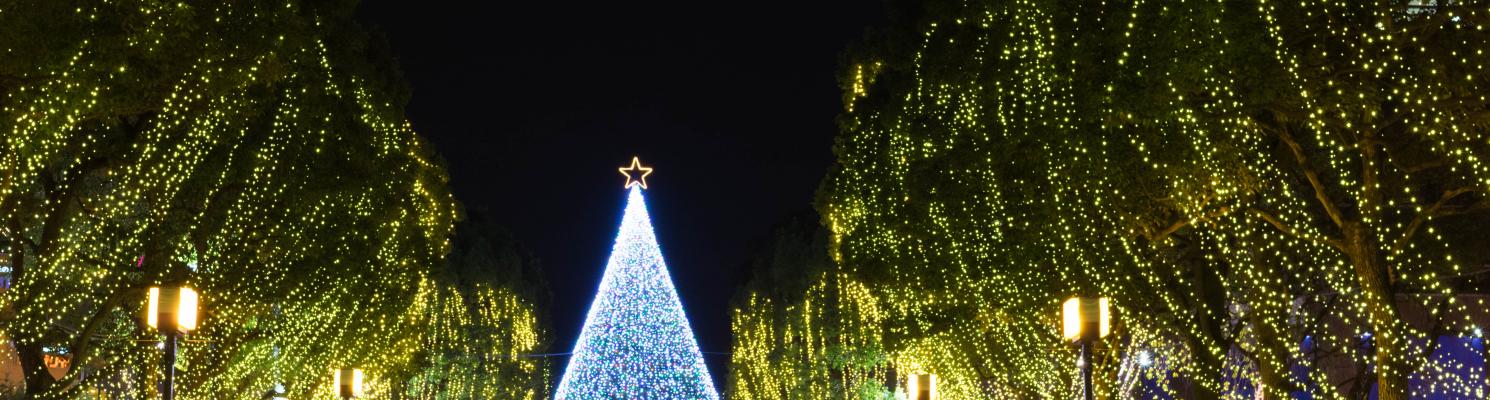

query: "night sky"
left=356, top=0, right=886, bottom=385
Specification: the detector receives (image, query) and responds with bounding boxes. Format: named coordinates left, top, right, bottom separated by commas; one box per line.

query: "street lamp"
left=146, top=285, right=199, bottom=400
left=333, top=368, right=364, bottom=399
left=1062, top=296, right=1110, bottom=400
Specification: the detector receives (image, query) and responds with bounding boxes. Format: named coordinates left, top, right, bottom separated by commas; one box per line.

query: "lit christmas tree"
left=554, top=158, right=719, bottom=399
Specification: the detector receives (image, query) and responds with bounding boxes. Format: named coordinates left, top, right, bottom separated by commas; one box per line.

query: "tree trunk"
left=1178, top=323, right=1229, bottom=400
left=15, top=341, right=55, bottom=399
left=1248, top=319, right=1298, bottom=400
left=1254, top=356, right=1290, bottom=400
left=3, top=242, right=55, bottom=399
left=1342, top=222, right=1409, bottom=400
left=1188, top=380, right=1223, bottom=400
left=1180, top=248, right=1236, bottom=400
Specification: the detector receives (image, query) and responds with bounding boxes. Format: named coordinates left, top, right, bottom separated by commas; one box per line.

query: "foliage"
left=797, top=0, right=1490, bottom=399
left=727, top=212, right=892, bottom=400
left=0, top=0, right=561, bottom=398
left=397, top=211, right=553, bottom=399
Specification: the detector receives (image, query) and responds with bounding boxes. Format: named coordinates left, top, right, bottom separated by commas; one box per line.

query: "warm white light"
left=1062, top=297, right=1081, bottom=340
left=177, top=287, right=199, bottom=332
left=352, top=369, right=364, bottom=397
left=906, top=373, right=936, bottom=400
left=147, top=287, right=161, bottom=330
left=334, top=368, right=364, bottom=398
left=1062, top=297, right=1110, bottom=341
left=1098, top=297, right=1110, bottom=338
left=147, top=286, right=199, bottom=333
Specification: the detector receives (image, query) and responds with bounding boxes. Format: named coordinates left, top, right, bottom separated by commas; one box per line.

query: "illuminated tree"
left=807, top=0, right=1490, bottom=399
left=1101, top=2, right=1490, bottom=399
left=727, top=212, right=891, bottom=400
left=555, top=185, right=718, bottom=399
left=399, top=212, right=552, bottom=400
left=0, top=1, right=464, bottom=398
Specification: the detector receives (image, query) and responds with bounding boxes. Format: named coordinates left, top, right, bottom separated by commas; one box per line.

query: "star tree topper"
left=618, top=156, right=654, bottom=189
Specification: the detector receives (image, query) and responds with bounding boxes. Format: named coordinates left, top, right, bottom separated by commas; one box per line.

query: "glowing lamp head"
left=905, top=373, right=937, bottom=400
left=1061, top=296, right=1110, bottom=342
left=147, top=285, right=199, bottom=334
left=334, top=368, right=365, bottom=398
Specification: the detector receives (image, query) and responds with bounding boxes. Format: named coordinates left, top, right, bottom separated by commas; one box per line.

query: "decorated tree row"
left=728, top=212, right=890, bottom=399
left=399, top=211, right=552, bottom=400
left=0, top=1, right=550, bottom=398
left=736, top=0, right=1490, bottom=399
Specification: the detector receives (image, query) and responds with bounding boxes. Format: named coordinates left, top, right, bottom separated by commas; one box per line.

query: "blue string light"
left=555, top=186, right=719, bottom=399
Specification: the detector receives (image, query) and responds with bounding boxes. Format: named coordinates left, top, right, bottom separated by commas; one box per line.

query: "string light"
left=0, top=1, right=544, bottom=398
left=737, top=1, right=1490, bottom=399
left=556, top=185, right=718, bottom=399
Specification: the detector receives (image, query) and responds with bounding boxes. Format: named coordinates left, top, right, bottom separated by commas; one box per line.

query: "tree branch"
left=1249, top=208, right=1344, bottom=251
left=1274, top=122, right=1349, bottom=230
left=62, top=285, right=144, bottom=384
left=1149, top=206, right=1233, bottom=243
left=1358, top=132, right=1386, bottom=222
left=1389, top=188, right=1471, bottom=257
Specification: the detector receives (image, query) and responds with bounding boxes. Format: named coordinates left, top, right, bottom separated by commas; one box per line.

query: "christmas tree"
left=554, top=158, right=719, bottom=399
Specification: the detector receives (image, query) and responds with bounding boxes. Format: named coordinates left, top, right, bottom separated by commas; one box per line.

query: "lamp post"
left=333, top=368, right=364, bottom=399
left=146, top=285, right=199, bottom=400
left=1062, top=296, right=1110, bottom=400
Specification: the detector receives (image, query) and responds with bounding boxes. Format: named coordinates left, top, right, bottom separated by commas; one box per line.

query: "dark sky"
left=356, top=0, right=885, bottom=387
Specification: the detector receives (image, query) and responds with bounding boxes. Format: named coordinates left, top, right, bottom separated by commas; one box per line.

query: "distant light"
left=1137, top=350, right=1153, bottom=367
left=1473, top=326, right=1483, bottom=338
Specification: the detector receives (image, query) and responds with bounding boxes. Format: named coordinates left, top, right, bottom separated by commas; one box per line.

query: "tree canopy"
left=0, top=0, right=477, bottom=398
left=729, top=211, right=891, bottom=399
left=768, top=0, right=1490, bottom=399
left=399, top=210, right=552, bottom=400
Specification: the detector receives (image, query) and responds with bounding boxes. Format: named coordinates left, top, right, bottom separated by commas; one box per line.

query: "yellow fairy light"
left=0, top=1, right=547, bottom=399
left=736, top=1, right=1490, bottom=399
